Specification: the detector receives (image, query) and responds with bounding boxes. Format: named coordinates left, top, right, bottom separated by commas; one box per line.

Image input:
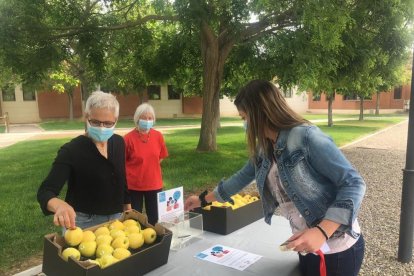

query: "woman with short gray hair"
left=124, top=102, right=168, bottom=225
left=37, top=91, right=131, bottom=230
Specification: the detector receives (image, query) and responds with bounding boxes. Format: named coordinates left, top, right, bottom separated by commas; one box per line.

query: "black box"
left=41, top=210, right=172, bottom=276
left=194, top=199, right=263, bottom=235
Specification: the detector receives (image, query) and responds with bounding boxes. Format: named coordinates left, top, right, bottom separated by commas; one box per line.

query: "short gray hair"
left=85, top=91, right=119, bottom=118
left=133, top=103, right=156, bottom=124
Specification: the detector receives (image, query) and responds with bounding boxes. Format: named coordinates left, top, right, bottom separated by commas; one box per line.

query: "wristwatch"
left=198, top=190, right=211, bottom=208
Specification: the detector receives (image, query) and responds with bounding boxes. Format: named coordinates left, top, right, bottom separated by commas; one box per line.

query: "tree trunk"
left=196, top=22, right=234, bottom=152
left=327, top=94, right=333, bottom=127
left=68, top=91, right=74, bottom=121
left=359, top=97, right=364, bottom=121
left=375, top=92, right=380, bottom=116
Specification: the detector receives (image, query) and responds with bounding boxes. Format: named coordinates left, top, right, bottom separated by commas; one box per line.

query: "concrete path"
left=341, top=119, right=408, bottom=151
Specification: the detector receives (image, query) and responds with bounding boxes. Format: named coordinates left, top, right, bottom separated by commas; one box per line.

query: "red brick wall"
left=115, top=93, right=142, bottom=118
left=308, top=84, right=411, bottom=110
left=183, top=96, right=203, bottom=114
left=38, top=87, right=83, bottom=119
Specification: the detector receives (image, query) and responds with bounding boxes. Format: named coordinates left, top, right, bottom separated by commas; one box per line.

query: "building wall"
left=116, top=93, right=141, bottom=118
left=148, top=85, right=183, bottom=118
left=182, top=96, right=203, bottom=115
left=308, top=83, right=411, bottom=113
left=37, top=87, right=83, bottom=119
left=1, top=84, right=41, bottom=123
left=285, top=89, right=309, bottom=114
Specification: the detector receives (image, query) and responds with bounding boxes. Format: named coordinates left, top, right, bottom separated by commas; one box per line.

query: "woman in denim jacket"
left=185, top=80, right=365, bottom=276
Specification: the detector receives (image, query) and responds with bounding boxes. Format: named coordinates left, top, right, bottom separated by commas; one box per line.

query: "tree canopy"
left=0, top=0, right=413, bottom=150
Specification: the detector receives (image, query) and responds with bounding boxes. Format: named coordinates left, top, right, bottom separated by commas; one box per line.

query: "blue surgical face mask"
left=87, top=121, right=115, bottom=142
left=243, top=120, right=248, bottom=131
left=138, top=119, right=154, bottom=131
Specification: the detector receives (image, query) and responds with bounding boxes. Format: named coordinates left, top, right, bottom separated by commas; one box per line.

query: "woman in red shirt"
left=124, top=103, right=168, bottom=225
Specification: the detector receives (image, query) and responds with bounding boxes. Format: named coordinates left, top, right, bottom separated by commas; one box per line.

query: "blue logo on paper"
left=158, top=192, right=166, bottom=202
left=196, top=253, right=208, bottom=259
left=173, top=190, right=181, bottom=200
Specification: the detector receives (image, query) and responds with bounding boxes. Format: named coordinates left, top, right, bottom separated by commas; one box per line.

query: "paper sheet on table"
left=194, top=244, right=262, bottom=271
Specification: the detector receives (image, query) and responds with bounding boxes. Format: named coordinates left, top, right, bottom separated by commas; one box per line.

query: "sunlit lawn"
left=0, top=117, right=407, bottom=274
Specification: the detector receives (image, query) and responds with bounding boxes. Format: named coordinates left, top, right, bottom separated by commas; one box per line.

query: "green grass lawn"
left=0, top=117, right=406, bottom=273
left=39, top=117, right=243, bottom=130
left=38, top=113, right=408, bottom=131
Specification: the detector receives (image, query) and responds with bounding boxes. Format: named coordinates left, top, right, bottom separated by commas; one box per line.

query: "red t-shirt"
left=124, top=128, right=168, bottom=191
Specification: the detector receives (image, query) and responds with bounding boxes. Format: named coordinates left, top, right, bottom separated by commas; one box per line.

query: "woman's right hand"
left=48, top=198, right=76, bottom=229
left=184, top=195, right=201, bottom=211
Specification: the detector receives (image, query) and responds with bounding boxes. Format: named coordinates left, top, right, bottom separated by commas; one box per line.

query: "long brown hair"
left=234, top=80, right=309, bottom=159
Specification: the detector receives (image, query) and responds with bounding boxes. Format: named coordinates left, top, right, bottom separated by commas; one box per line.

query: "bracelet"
left=315, top=224, right=329, bottom=240
left=198, top=190, right=211, bottom=208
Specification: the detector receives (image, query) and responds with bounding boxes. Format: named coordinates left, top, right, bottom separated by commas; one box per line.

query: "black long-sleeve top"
left=37, top=134, right=131, bottom=216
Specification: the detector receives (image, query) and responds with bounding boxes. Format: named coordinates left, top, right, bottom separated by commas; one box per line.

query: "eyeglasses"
left=88, top=119, right=116, bottom=128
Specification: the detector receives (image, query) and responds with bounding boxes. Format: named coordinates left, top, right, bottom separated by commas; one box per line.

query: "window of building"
left=281, top=87, right=293, bottom=98
left=22, top=84, right=36, bottom=101
left=394, top=86, right=402, bottom=99
left=312, top=93, right=321, bottom=101
left=168, top=85, right=181, bottom=100
left=1, top=83, right=15, bottom=101
left=343, top=94, right=358, bottom=101
left=147, top=85, right=161, bottom=100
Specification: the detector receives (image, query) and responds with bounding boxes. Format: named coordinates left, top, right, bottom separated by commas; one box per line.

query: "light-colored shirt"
left=266, top=161, right=360, bottom=254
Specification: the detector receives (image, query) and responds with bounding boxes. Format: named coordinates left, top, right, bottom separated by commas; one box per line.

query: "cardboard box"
left=41, top=210, right=172, bottom=276
left=194, top=199, right=264, bottom=235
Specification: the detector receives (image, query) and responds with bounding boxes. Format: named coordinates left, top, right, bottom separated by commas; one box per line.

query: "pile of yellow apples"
left=203, top=193, right=259, bottom=210
left=61, top=219, right=157, bottom=269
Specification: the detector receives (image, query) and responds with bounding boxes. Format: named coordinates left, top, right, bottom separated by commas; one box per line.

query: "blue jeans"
left=61, top=212, right=122, bottom=235
left=299, top=234, right=365, bottom=276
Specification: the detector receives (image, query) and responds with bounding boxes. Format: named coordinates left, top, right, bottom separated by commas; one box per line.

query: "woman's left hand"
left=285, top=228, right=327, bottom=254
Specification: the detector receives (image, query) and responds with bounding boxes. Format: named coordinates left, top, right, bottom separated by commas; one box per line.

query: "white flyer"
left=194, top=244, right=262, bottom=271
left=157, top=187, right=184, bottom=223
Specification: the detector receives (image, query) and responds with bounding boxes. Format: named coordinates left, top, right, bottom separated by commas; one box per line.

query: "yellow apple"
left=64, top=227, right=83, bottom=247
left=110, top=229, right=126, bottom=239
left=78, top=241, right=97, bottom=258
left=211, top=201, right=223, bottom=207
left=123, top=219, right=138, bottom=228
left=109, top=220, right=125, bottom=231
left=61, top=247, right=81, bottom=262
left=96, top=244, right=114, bottom=258
left=125, top=225, right=141, bottom=236
left=97, top=254, right=119, bottom=269
left=94, top=226, right=110, bottom=237
left=243, top=194, right=251, bottom=201
left=142, top=228, right=157, bottom=245
left=112, top=236, right=129, bottom=249
left=222, top=202, right=232, bottom=208
left=113, top=248, right=131, bottom=260
left=81, top=230, right=96, bottom=242
left=96, top=234, right=113, bottom=246
left=128, top=232, right=145, bottom=249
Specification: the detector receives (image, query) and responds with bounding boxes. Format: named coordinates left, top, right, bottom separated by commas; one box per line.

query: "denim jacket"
left=213, top=124, right=366, bottom=238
